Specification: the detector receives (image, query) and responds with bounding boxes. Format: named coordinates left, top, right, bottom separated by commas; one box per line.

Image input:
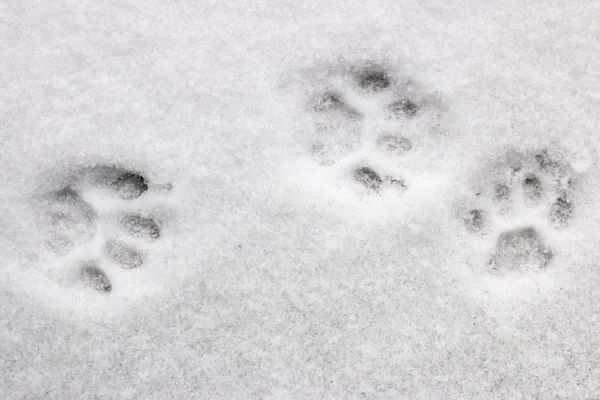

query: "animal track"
left=75, top=165, right=171, bottom=199
left=78, top=261, right=112, bottom=293
left=354, top=66, right=392, bottom=92
left=119, top=214, right=161, bottom=240
left=460, top=148, right=579, bottom=274
left=352, top=166, right=406, bottom=193
left=35, top=164, right=172, bottom=293
left=104, top=239, right=144, bottom=270
left=42, top=188, right=97, bottom=255
left=388, top=98, right=420, bottom=118
left=298, top=61, right=444, bottom=195
left=489, top=227, right=554, bottom=273
left=353, top=166, right=383, bottom=191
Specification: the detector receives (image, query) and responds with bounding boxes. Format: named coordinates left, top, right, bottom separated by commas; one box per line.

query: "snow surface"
left=1, top=0, right=600, bottom=398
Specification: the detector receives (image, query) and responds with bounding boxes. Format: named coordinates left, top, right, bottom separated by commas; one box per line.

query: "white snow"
left=1, top=0, right=600, bottom=398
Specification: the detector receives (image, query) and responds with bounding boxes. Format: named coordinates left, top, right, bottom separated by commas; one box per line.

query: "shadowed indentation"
left=386, top=176, right=407, bottom=190
left=104, top=239, right=144, bottom=269
left=388, top=98, right=419, bottom=117
left=465, top=209, right=484, bottom=233
left=111, top=172, right=148, bottom=200
left=86, top=166, right=149, bottom=200
left=489, top=227, right=553, bottom=272
left=353, top=166, right=382, bottom=192
left=355, top=68, right=391, bottom=92
left=79, top=262, right=112, bottom=292
left=44, top=188, right=97, bottom=254
left=313, top=91, right=344, bottom=113
left=493, top=183, right=510, bottom=202
left=377, top=135, right=412, bottom=154
left=119, top=214, right=160, bottom=240
left=550, top=194, right=573, bottom=228
left=523, top=174, right=543, bottom=201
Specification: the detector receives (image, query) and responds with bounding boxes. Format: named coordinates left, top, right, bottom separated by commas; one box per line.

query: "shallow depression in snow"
left=1, top=0, right=600, bottom=398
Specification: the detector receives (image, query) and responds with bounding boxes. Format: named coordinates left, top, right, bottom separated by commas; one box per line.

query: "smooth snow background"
left=1, top=0, right=600, bottom=398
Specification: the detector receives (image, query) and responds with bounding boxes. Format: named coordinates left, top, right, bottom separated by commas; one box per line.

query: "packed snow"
left=1, top=0, right=600, bottom=398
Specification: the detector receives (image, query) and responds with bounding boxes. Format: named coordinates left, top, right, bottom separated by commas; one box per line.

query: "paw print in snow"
left=352, top=166, right=406, bottom=193
left=78, top=261, right=112, bottom=292
left=42, top=187, right=97, bottom=255
left=301, top=62, right=444, bottom=194
left=36, top=165, right=172, bottom=293
left=489, top=227, right=554, bottom=273
left=458, top=147, right=580, bottom=274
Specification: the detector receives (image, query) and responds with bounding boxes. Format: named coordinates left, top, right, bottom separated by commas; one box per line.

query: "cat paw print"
left=458, top=147, right=580, bottom=275
left=301, top=62, right=444, bottom=194
left=36, top=164, right=172, bottom=294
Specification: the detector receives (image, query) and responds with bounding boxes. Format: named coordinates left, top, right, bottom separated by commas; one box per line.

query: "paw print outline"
left=37, top=164, right=173, bottom=293
left=301, top=61, right=445, bottom=194
left=459, top=147, right=580, bottom=274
